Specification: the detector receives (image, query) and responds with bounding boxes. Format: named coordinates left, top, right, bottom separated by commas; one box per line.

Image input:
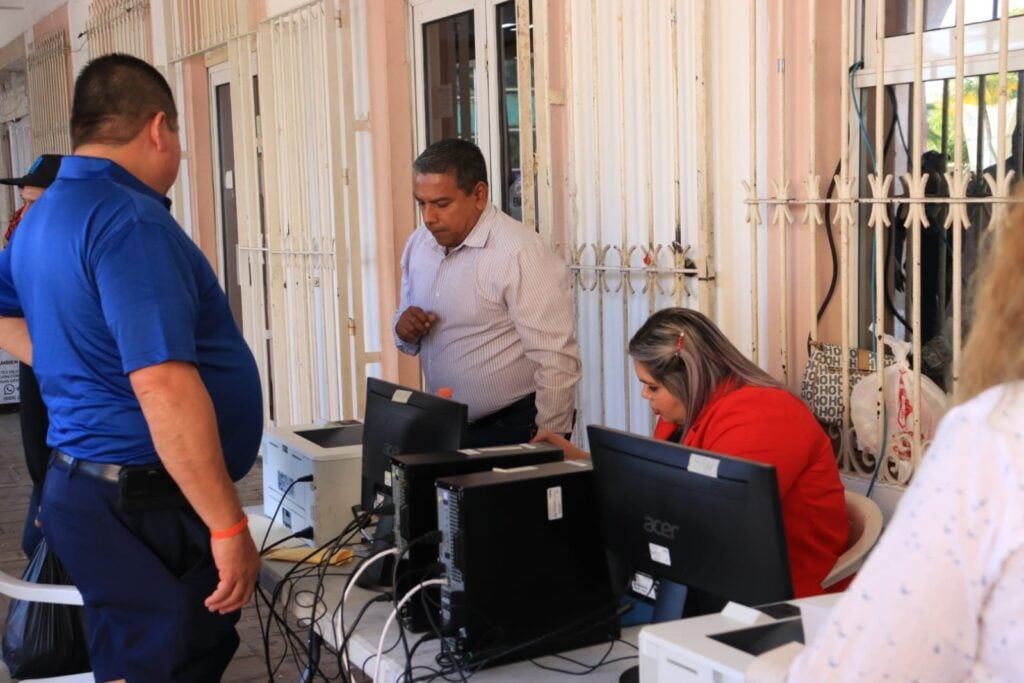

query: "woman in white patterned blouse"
left=788, top=193, right=1024, bottom=682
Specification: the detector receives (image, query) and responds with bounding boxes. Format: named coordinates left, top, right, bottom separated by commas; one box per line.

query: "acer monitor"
left=587, top=425, right=793, bottom=624
left=361, top=377, right=468, bottom=512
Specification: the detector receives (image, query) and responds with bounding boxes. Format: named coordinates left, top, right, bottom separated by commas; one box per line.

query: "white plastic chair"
left=0, top=567, right=91, bottom=683
left=821, top=490, right=884, bottom=589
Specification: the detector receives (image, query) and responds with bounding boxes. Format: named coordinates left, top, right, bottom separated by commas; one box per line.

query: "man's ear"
left=149, top=112, right=171, bottom=151
left=473, top=180, right=489, bottom=207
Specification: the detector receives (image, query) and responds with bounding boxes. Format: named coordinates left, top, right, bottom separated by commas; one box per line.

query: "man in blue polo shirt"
left=0, top=54, right=262, bottom=682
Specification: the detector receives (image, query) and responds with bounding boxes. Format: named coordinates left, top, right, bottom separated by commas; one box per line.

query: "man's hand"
left=531, top=429, right=590, bottom=461
left=205, top=531, right=260, bottom=614
left=395, top=306, right=438, bottom=344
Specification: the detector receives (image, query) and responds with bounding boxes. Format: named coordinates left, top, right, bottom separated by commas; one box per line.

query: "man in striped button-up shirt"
left=394, top=138, right=581, bottom=447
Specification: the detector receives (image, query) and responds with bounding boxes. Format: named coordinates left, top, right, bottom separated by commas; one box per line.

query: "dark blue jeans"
left=41, top=458, right=240, bottom=682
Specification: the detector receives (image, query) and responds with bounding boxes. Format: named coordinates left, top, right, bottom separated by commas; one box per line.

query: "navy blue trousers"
left=19, top=362, right=49, bottom=556
left=41, top=459, right=240, bottom=682
left=462, top=393, right=539, bottom=448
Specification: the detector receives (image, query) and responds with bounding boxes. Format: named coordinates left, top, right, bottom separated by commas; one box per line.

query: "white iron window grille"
left=26, top=28, right=72, bottom=157
left=85, top=0, right=152, bottom=61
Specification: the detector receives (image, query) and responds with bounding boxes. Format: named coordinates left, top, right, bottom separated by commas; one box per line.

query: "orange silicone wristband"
left=210, top=516, right=249, bottom=540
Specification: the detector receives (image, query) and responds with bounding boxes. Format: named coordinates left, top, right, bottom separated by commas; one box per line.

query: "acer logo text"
left=643, top=516, right=679, bottom=540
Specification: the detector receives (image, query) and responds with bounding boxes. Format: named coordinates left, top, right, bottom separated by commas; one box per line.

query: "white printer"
left=638, top=593, right=841, bottom=682
left=261, top=421, right=364, bottom=546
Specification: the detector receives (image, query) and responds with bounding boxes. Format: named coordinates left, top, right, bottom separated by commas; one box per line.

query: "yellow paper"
left=263, top=546, right=354, bottom=566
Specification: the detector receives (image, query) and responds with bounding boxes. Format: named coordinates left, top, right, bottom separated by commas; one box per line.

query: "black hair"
left=71, top=53, right=178, bottom=149
left=412, top=138, right=488, bottom=194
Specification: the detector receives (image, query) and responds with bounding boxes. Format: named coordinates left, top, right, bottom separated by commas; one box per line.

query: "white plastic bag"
left=850, top=335, right=948, bottom=467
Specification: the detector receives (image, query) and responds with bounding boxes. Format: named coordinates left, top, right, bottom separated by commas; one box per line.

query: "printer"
left=638, top=593, right=840, bottom=682
left=261, top=421, right=364, bottom=546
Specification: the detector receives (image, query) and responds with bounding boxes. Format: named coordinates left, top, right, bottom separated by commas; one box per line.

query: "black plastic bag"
left=2, top=538, right=91, bottom=678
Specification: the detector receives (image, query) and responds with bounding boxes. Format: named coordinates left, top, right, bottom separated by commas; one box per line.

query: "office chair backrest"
left=821, top=490, right=884, bottom=589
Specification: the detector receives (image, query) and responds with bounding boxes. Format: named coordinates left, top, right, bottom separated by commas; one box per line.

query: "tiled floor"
left=0, top=408, right=304, bottom=682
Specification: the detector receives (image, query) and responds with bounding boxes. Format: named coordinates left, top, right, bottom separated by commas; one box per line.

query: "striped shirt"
left=395, top=204, right=580, bottom=432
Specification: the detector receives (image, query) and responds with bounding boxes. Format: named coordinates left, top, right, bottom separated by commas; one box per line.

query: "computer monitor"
left=361, top=377, right=468, bottom=512
left=588, top=425, right=793, bottom=620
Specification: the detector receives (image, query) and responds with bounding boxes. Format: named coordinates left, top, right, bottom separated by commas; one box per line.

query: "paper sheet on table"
left=263, top=546, right=354, bottom=566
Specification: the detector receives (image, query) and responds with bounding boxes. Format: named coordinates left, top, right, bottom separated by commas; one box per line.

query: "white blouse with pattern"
left=789, top=382, right=1024, bottom=683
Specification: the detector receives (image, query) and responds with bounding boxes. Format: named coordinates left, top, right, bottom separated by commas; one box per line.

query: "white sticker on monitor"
left=566, top=460, right=590, bottom=468
left=493, top=466, right=538, bottom=474
left=687, top=453, right=719, bottom=478
left=649, top=542, right=672, bottom=566
left=391, top=389, right=413, bottom=404
left=384, top=470, right=392, bottom=487
left=631, top=571, right=656, bottom=598
left=457, top=448, right=482, bottom=455
left=547, top=486, right=564, bottom=520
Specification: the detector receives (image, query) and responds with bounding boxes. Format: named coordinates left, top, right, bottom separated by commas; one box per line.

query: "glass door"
left=208, top=63, right=243, bottom=329
left=412, top=0, right=534, bottom=216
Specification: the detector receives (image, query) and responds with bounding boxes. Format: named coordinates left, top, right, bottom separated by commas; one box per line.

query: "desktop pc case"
left=436, top=461, right=620, bottom=668
left=391, top=443, right=564, bottom=632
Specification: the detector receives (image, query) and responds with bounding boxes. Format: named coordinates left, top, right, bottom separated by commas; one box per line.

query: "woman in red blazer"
left=535, top=307, right=849, bottom=598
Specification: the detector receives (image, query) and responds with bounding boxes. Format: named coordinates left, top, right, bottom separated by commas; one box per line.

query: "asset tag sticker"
left=457, top=448, right=482, bottom=455
left=384, top=470, right=392, bottom=487
left=547, top=486, right=563, bottom=520
left=391, top=389, right=412, bottom=404
left=631, top=572, right=656, bottom=597
left=649, top=542, right=672, bottom=566
left=687, top=453, right=719, bottom=478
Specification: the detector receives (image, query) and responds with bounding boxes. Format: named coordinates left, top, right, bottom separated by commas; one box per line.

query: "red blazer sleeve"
left=688, top=389, right=814, bottom=497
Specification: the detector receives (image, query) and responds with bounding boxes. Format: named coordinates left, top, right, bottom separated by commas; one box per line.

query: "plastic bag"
left=2, top=538, right=91, bottom=678
left=851, top=335, right=948, bottom=470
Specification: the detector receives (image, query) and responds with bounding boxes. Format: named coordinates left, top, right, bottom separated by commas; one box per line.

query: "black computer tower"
left=391, top=443, right=563, bottom=632
left=436, top=461, right=620, bottom=668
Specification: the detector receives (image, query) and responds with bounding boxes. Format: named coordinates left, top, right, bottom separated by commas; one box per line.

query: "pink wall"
left=547, top=0, right=570, bottom=255
left=32, top=4, right=68, bottom=42
left=766, top=0, right=845, bottom=384
left=366, top=0, right=419, bottom=387
left=181, top=55, right=218, bottom=268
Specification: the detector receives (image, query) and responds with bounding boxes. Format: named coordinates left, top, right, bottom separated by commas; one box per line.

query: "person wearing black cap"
left=2, top=154, right=63, bottom=246
left=0, top=153, right=63, bottom=556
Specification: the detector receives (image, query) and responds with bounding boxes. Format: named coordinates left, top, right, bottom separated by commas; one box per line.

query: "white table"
left=251, top=511, right=639, bottom=682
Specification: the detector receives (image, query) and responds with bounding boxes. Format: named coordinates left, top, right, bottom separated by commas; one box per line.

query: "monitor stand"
left=619, top=580, right=688, bottom=683
left=355, top=500, right=397, bottom=588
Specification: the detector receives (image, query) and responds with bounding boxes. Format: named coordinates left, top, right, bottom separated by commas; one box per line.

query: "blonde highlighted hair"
left=958, top=191, right=1024, bottom=402
left=628, top=308, right=781, bottom=436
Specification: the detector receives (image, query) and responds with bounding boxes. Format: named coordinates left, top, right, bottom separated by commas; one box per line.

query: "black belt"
left=471, top=393, right=537, bottom=426
left=53, top=450, right=124, bottom=484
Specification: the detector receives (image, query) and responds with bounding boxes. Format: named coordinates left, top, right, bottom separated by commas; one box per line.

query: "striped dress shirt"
left=395, top=204, right=581, bottom=432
